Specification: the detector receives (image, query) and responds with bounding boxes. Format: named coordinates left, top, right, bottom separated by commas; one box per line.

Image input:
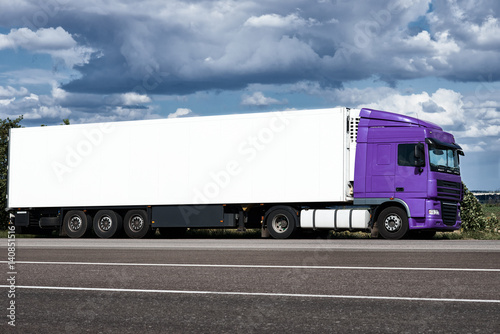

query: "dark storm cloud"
left=2, top=0, right=500, bottom=94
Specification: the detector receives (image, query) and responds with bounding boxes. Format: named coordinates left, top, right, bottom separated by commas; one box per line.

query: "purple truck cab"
left=353, top=108, right=463, bottom=238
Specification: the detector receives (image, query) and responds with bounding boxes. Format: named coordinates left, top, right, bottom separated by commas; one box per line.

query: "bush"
left=460, top=183, right=486, bottom=231
left=485, top=213, right=499, bottom=233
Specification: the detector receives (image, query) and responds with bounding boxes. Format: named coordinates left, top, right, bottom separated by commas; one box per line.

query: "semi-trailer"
left=7, top=107, right=464, bottom=239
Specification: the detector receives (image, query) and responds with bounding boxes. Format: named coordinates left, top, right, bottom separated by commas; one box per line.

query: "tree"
left=0, top=116, right=23, bottom=229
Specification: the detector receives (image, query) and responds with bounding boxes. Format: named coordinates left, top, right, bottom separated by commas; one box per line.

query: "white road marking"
left=0, top=285, right=499, bottom=303
left=2, top=260, right=500, bottom=272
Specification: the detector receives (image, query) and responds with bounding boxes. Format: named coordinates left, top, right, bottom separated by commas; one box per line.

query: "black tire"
left=63, top=210, right=90, bottom=238
left=266, top=207, right=298, bottom=239
left=123, top=210, right=150, bottom=239
left=93, top=210, right=122, bottom=238
left=378, top=207, right=409, bottom=240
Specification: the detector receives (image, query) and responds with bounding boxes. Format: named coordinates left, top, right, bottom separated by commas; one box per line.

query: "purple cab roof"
left=360, top=108, right=442, bottom=130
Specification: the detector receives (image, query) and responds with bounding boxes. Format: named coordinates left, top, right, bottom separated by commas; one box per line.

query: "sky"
left=0, top=0, right=499, bottom=191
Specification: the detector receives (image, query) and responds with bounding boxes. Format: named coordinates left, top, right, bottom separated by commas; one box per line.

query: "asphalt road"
left=2, top=239, right=500, bottom=333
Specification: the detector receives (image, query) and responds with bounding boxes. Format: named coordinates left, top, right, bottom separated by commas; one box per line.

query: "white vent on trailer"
left=349, top=117, right=360, bottom=143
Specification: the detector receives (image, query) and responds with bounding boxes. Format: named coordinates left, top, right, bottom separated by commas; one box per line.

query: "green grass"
left=435, top=231, right=500, bottom=240
left=173, top=229, right=500, bottom=240
left=165, top=229, right=372, bottom=239
left=483, top=203, right=500, bottom=218
left=0, top=230, right=38, bottom=238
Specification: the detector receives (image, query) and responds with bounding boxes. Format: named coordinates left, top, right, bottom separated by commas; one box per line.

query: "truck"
left=7, top=107, right=464, bottom=239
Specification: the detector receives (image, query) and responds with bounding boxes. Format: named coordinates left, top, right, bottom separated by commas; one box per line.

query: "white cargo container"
left=7, top=107, right=369, bottom=239
left=8, top=108, right=354, bottom=208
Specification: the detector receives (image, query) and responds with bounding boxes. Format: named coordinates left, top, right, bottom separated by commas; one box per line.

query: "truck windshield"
left=428, top=145, right=460, bottom=175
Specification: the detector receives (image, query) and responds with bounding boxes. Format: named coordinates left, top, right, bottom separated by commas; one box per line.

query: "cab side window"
left=398, top=144, right=418, bottom=166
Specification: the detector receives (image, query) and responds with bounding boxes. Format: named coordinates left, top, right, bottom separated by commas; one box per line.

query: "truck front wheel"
left=93, top=210, right=122, bottom=238
left=123, top=210, right=150, bottom=239
left=63, top=210, right=90, bottom=238
left=378, top=207, right=409, bottom=240
left=266, top=207, right=298, bottom=239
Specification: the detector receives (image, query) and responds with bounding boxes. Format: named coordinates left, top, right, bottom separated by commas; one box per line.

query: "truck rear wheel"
left=63, top=210, right=90, bottom=238
left=123, top=210, right=150, bottom=239
left=378, top=207, right=409, bottom=240
left=266, top=206, right=298, bottom=239
left=93, top=210, right=122, bottom=238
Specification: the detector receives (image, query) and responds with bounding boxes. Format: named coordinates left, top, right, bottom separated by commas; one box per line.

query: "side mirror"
left=414, top=143, right=425, bottom=167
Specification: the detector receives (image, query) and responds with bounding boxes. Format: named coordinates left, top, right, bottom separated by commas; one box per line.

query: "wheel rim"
left=69, top=215, right=82, bottom=232
left=129, top=215, right=144, bottom=231
left=384, top=214, right=402, bottom=232
left=271, top=214, right=289, bottom=233
left=98, top=215, right=112, bottom=232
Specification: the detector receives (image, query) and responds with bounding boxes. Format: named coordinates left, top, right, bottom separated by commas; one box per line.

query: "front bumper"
left=409, top=200, right=461, bottom=230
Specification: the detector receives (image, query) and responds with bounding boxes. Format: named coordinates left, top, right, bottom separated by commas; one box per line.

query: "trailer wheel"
left=123, top=210, right=150, bottom=239
left=266, top=207, right=298, bottom=239
left=93, top=210, right=122, bottom=238
left=378, top=207, right=409, bottom=240
left=63, top=210, right=89, bottom=238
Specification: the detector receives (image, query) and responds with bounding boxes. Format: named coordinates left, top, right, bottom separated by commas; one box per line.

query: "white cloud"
left=327, top=85, right=399, bottom=106
left=24, top=93, right=39, bottom=101
left=3, top=69, right=72, bottom=86
left=168, top=108, right=192, bottom=118
left=404, top=31, right=460, bottom=56
left=471, top=15, right=500, bottom=48
left=72, top=106, right=162, bottom=124
left=0, top=27, right=75, bottom=50
left=51, top=86, right=67, bottom=101
left=24, top=105, right=71, bottom=120
left=328, top=86, right=500, bottom=153
left=0, top=86, right=28, bottom=98
left=244, top=13, right=316, bottom=28
left=121, top=92, right=152, bottom=105
left=460, top=144, right=485, bottom=153
left=0, top=98, right=15, bottom=106
left=241, top=91, right=284, bottom=106
left=0, top=27, right=95, bottom=68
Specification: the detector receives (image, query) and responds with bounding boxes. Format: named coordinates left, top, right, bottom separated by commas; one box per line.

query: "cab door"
left=395, top=143, right=427, bottom=195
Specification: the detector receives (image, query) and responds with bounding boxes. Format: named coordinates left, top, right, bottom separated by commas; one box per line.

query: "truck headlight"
left=428, top=209, right=440, bottom=215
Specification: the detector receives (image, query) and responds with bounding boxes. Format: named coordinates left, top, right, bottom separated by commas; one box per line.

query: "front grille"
left=437, top=180, right=461, bottom=189
left=437, top=180, right=461, bottom=200
left=441, top=202, right=458, bottom=226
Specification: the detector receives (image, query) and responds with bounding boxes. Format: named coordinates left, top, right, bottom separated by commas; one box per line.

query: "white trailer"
left=8, top=107, right=369, bottom=238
